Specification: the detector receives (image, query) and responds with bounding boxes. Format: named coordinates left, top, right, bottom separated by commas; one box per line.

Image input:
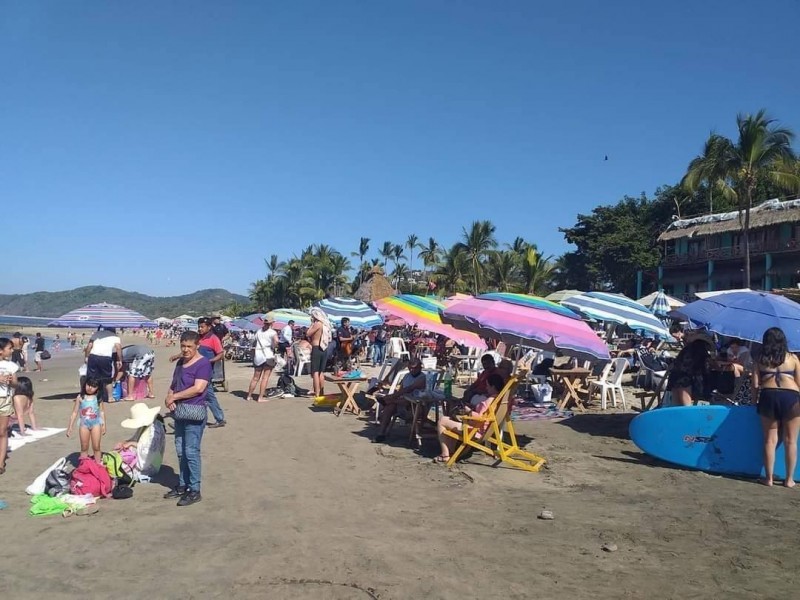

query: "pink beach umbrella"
left=441, top=295, right=610, bottom=361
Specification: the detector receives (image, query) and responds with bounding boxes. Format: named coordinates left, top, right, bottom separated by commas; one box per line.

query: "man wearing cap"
left=248, top=316, right=278, bottom=403
left=372, top=357, right=427, bottom=443
left=210, top=313, right=229, bottom=341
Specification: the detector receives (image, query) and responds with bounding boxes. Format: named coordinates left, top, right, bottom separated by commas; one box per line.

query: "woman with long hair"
left=753, top=327, right=800, bottom=487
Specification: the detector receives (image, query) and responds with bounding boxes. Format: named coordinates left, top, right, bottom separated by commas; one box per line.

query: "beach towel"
left=8, top=428, right=66, bottom=453
left=309, top=308, right=333, bottom=350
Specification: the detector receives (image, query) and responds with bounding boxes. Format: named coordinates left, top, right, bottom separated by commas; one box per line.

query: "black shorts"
left=254, top=357, right=277, bottom=370
left=311, top=346, right=327, bottom=374
left=757, top=388, right=800, bottom=421
left=278, top=342, right=289, bottom=356
left=87, top=354, right=114, bottom=383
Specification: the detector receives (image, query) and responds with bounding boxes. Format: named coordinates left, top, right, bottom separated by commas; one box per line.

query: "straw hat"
left=121, top=403, right=161, bottom=429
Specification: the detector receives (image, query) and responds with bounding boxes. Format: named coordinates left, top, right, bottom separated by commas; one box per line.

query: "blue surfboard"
left=629, top=405, right=800, bottom=480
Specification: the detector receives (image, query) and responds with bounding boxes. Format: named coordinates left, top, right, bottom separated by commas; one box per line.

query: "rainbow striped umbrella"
left=374, top=294, right=487, bottom=349
left=49, top=303, right=156, bottom=329
left=441, top=295, right=610, bottom=361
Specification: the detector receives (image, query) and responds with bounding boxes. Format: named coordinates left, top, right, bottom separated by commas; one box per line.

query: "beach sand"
left=1, top=338, right=799, bottom=599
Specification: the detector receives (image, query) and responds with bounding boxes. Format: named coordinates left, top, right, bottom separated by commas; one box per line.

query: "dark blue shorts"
left=757, top=388, right=800, bottom=422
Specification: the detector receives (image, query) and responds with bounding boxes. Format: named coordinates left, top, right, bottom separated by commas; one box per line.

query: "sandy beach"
left=1, top=337, right=799, bottom=599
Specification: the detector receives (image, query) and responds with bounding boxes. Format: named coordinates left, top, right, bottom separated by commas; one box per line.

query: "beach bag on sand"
left=278, top=372, right=296, bottom=396
left=70, top=457, right=112, bottom=498
left=102, top=451, right=133, bottom=486
left=45, top=466, right=73, bottom=497
left=40, top=350, right=52, bottom=360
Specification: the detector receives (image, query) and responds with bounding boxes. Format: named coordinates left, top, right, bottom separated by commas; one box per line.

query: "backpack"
left=45, top=467, right=73, bottom=497
left=102, top=451, right=133, bottom=486
left=278, top=372, right=296, bottom=396
left=70, top=457, right=113, bottom=498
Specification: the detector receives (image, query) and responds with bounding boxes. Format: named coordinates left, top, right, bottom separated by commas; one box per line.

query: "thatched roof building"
left=354, top=268, right=395, bottom=303
left=658, top=198, right=800, bottom=242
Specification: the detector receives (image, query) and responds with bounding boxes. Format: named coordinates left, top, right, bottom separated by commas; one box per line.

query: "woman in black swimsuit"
left=752, top=327, right=800, bottom=488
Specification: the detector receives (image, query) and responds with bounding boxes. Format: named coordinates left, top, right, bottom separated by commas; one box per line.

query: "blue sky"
left=2, top=1, right=799, bottom=297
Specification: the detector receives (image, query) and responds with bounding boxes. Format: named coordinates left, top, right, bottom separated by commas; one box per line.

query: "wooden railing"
left=663, top=238, right=799, bottom=266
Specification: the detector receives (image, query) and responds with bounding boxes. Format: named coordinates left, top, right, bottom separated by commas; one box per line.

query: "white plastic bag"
left=532, top=383, right=553, bottom=405
left=26, top=457, right=67, bottom=495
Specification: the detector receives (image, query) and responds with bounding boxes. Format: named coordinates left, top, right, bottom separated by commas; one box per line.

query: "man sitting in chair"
left=372, top=358, right=427, bottom=443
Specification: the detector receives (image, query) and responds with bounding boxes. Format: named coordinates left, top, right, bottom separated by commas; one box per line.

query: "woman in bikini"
left=752, top=327, right=800, bottom=488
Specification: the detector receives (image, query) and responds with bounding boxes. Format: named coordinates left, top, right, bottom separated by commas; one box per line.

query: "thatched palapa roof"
left=658, top=198, right=800, bottom=242
left=354, top=267, right=395, bottom=303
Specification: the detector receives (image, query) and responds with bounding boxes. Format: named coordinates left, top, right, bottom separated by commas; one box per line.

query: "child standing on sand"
left=67, top=377, right=106, bottom=461
left=13, top=376, right=37, bottom=435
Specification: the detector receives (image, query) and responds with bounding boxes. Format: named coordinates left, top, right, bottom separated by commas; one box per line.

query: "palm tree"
left=434, top=244, right=469, bottom=295
left=264, top=254, right=285, bottom=280
left=405, top=234, right=419, bottom=291
left=487, top=250, right=518, bottom=292
left=682, top=110, right=799, bottom=286
left=682, top=133, right=731, bottom=214
left=391, top=244, right=406, bottom=273
left=456, top=220, right=497, bottom=294
left=417, top=237, right=440, bottom=294
left=379, top=241, right=393, bottom=269
left=350, top=237, right=370, bottom=286
left=520, top=247, right=554, bottom=295
left=392, top=263, right=410, bottom=292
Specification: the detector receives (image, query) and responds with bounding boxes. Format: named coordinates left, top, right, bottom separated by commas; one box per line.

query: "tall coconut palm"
left=434, top=244, right=469, bottom=295
left=350, top=237, right=370, bottom=286
left=487, top=250, right=519, bottom=292
left=391, top=244, right=406, bottom=273
left=456, top=220, right=497, bottom=294
left=392, top=263, right=410, bottom=292
left=405, top=234, right=419, bottom=291
left=683, top=110, right=799, bottom=286
left=520, top=247, right=554, bottom=295
left=417, top=237, right=440, bottom=293
left=379, top=241, right=393, bottom=269
left=681, top=133, right=732, bottom=214
left=264, top=254, right=285, bottom=280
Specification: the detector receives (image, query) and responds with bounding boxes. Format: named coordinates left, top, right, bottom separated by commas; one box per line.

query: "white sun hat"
left=121, top=403, right=161, bottom=429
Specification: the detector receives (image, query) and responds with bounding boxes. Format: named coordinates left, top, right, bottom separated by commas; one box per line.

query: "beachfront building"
left=656, top=199, right=800, bottom=300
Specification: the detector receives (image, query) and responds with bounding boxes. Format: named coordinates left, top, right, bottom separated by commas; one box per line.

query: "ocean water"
left=0, top=315, right=54, bottom=327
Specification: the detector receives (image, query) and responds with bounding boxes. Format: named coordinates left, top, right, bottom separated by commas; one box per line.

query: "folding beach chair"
left=443, top=377, right=546, bottom=473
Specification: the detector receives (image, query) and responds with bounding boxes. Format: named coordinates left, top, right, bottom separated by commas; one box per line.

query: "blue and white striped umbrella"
left=650, top=290, right=671, bottom=318
left=49, top=302, right=156, bottom=329
left=314, top=297, right=383, bottom=328
left=562, top=291, right=670, bottom=338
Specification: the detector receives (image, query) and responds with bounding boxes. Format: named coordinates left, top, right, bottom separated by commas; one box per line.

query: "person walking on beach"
left=307, top=308, right=332, bottom=398
left=164, top=331, right=211, bottom=507
left=0, top=337, right=20, bottom=474
left=33, top=333, right=45, bottom=371
left=753, top=327, right=800, bottom=488
left=247, top=317, right=278, bottom=402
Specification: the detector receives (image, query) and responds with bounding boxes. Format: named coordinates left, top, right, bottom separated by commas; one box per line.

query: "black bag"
left=40, top=350, right=52, bottom=360
left=45, top=468, right=72, bottom=497
left=174, top=401, right=207, bottom=422
left=278, top=372, right=296, bottom=396
left=112, top=485, right=134, bottom=500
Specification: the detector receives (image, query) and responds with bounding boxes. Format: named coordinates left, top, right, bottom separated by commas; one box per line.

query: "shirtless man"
left=306, top=308, right=331, bottom=398
left=10, top=333, right=25, bottom=370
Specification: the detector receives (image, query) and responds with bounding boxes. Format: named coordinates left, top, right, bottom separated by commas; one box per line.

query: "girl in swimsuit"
left=752, top=327, right=800, bottom=487
left=67, top=377, right=106, bottom=462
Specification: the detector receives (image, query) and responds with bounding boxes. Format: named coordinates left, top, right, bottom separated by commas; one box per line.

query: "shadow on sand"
left=557, top=412, right=635, bottom=440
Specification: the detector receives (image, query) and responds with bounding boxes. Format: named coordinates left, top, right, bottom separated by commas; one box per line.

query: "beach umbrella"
left=374, top=294, right=487, bottom=349
left=563, top=291, right=671, bottom=338
left=637, top=291, right=685, bottom=311
left=544, top=289, right=584, bottom=303
left=314, top=297, right=383, bottom=328
left=669, top=291, right=800, bottom=351
left=49, top=303, right=156, bottom=329
left=230, top=318, right=259, bottom=332
left=477, top=292, right=582, bottom=320
left=441, top=294, right=610, bottom=362
left=265, top=308, right=312, bottom=328
left=649, top=290, right=672, bottom=318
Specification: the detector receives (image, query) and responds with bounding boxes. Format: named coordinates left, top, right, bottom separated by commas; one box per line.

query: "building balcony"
left=662, top=238, right=799, bottom=267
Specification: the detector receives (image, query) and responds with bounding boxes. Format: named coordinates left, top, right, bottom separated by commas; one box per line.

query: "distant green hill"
left=0, top=286, right=250, bottom=318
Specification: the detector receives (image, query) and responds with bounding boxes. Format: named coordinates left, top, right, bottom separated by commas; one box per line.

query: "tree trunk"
left=743, top=190, right=752, bottom=288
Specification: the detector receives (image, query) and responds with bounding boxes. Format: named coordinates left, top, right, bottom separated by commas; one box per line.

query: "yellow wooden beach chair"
left=443, top=376, right=546, bottom=473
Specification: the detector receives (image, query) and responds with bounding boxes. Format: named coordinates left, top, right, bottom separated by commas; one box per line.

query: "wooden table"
left=550, top=367, right=591, bottom=412
left=324, top=374, right=368, bottom=417
left=404, top=391, right=443, bottom=447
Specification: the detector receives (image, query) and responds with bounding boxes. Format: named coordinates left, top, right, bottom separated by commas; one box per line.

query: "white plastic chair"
left=293, top=343, right=311, bottom=376
left=588, top=357, right=628, bottom=410
left=374, top=368, right=409, bottom=424
left=421, top=356, right=437, bottom=369
left=387, top=337, right=411, bottom=361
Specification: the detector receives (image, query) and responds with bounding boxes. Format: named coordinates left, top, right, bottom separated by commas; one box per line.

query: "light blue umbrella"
left=563, top=291, right=670, bottom=338
left=314, top=297, right=383, bottom=328
left=230, top=318, right=259, bottom=332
